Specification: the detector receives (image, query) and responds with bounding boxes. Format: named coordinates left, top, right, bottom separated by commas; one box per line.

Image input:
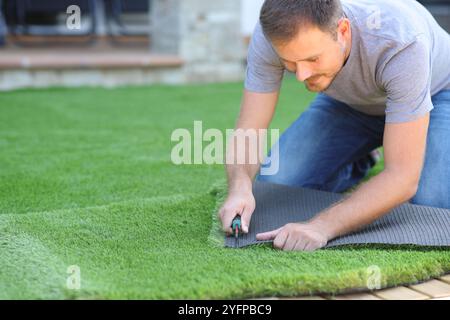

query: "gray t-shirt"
left=244, top=0, right=450, bottom=123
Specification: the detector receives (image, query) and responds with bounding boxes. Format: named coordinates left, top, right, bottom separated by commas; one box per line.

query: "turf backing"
left=1, top=77, right=449, bottom=299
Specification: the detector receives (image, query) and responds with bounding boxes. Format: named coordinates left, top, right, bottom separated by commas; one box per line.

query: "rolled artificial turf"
left=0, top=78, right=449, bottom=299
left=222, top=181, right=450, bottom=248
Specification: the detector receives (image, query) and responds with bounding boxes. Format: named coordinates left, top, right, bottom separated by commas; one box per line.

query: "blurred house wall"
left=241, top=0, right=264, bottom=37
left=151, top=0, right=246, bottom=83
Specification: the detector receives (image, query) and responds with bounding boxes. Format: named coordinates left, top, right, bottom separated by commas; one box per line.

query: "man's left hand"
left=256, top=223, right=329, bottom=251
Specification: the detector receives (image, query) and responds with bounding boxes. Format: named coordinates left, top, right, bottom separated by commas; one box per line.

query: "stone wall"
left=151, top=0, right=246, bottom=83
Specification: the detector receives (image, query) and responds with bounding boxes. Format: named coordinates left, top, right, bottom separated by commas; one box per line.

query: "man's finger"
left=217, top=207, right=224, bottom=219
left=304, top=241, right=321, bottom=252
left=293, top=238, right=305, bottom=251
left=291, top=238, right=302, bottom=251
left=219, top=208, right=232, bottom=233
left=222, top=207, right=243, bottom=234
left=256, top=227, right=282, bottom=241
left=240, top=205, right=254, bottom=233
left=296, top=239, right=308, bottom=251
left=273, top=231, right=288, bottom=249
left=283, top=233, right=297, bottom=251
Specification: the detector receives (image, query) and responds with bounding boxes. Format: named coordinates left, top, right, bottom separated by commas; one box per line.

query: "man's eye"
left=282, top=63, right=296, bottom=72
left=286, top=66, right=296, bottom=73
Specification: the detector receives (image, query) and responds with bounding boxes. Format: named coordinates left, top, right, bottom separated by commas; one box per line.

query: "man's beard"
left=304, top=75, right=332, bottom=92
left=305, top=41, right=347, bottom=92
left=340, top=38, right=349, bottom=66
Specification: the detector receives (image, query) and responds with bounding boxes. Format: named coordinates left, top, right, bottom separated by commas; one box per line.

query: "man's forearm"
left=224, top=90, right=279, bottom=194
left=226, top=163, right=259, bottom=192
left=225, top=128, right=266, bottom=192
left=309, top=170, right=418, bottom=241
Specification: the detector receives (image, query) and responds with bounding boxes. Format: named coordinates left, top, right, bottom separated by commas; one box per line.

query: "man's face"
left=272, top=19, right=351, bottom=92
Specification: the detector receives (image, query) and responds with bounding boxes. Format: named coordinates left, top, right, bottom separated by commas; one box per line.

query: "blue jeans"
left=256, top=90, right=450, bottom=209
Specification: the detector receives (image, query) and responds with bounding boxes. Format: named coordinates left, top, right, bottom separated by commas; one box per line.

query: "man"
left=218, top=0, right=450, bottom=251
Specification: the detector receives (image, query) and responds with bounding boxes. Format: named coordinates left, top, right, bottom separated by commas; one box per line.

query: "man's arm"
left=227, top=89, right=279, bottom=189
left=219, top=89, right=279, bottom=234
left=309, top=112, right=430, bottom=241
left=257, top=111, right=431, bottom=250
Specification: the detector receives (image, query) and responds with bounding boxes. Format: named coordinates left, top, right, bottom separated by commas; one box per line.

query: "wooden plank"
left=329, top=293, right=381, bottom=300
left=440, top=274, right=450, bottom=284
left=409, top=279, right=450, bottom=298
left=430, top=296, right=450, bottom=300
left=374, top=286, right=429, bottom=300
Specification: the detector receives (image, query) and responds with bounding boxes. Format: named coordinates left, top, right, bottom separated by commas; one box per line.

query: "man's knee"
left=255, top=169, right=299, bottom=186
left=409, top=180, right=450, bottom=209
left=255, top=167, right=323, bottom=189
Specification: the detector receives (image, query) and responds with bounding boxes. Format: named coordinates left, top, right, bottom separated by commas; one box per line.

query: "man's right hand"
left=218, top=187, right=256, bottom=235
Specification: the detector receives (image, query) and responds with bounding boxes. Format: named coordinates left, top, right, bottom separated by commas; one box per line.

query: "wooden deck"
left=251, top=274, right=450, bottom=300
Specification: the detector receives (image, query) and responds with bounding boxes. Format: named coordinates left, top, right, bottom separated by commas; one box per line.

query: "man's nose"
left=296, top=67, right=312, bottom=82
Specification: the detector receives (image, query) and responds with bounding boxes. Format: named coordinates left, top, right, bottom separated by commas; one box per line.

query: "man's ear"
left=337, top=18, right=350, bottom=38
left=336, top=18, right=350, bottom=50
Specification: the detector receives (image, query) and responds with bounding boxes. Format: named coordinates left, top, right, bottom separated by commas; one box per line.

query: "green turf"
left=0, top=77, right=448, bottom=299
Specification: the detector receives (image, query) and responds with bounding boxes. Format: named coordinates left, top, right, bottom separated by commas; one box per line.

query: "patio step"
left=0, top=48, right=183, bottom=70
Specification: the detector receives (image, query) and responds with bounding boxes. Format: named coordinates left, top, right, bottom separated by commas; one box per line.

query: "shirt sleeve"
left=244, top=22, right=285, bottom=93
left=380, top=36, right=434, bottom=123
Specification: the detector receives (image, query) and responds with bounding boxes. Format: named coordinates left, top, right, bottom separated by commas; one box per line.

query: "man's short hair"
left=260, top=0, right=344, bottom=44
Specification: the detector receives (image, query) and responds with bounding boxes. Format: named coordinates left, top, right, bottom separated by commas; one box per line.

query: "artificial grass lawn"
left=0, top=77, right=449, bottom=299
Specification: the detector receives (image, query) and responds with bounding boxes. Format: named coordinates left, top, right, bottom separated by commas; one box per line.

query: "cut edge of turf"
left=207, top=178, right=228, bottom=248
